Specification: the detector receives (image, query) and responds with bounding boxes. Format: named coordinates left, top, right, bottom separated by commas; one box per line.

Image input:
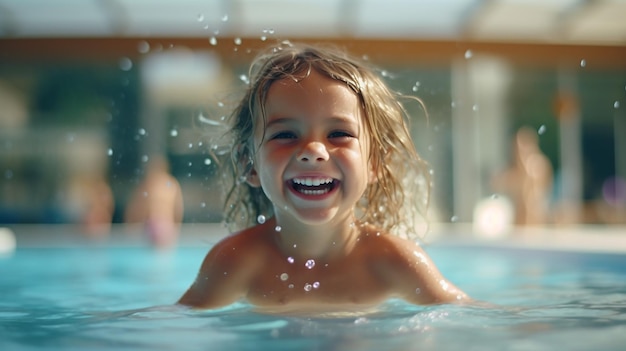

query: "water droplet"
left=257, top=215, right=266, bottom=224
left=239, top=74, right=250, bottom=85
left=304, top=283, right=312, bottom=292
left=280, top=273, right=289, bottom=281
left=287, top=256, right=294, bottom=264
left=415, top=288, right=421, bottom=294
left=260, top=35, right=267, bottom=41
left=137, top=40, right=150, bottom=54
left=234, top=37, right=242, bottom=45
left=119, top=57, right=133, bottom=71
left=464, top=50, right=473, bottom=59
left=274, top=225, right=282, bottom=232
left=170, top=129, right=178, bottom=137
left=288, top=284, right=294, bottom=289
left=200, top=202, right=206, bottom=208
left=580, top=59, right=586, bottom=67
left=312, top=281, right=320, bottom=289
left=412, top=81, right=420, bottom=92
left=197, top=14, right=205, bottom=22
left=138, top=128, right=146, bottom=136
left=538, top=125, right=546, bottom=135
left=472, top=104, right=479, bottom=112
left=141, top=155, right=149, bottom=163
left=451, top=215, right=459, bottom=222
left=614, top=101, right=620, bottom=109
left=107, top=148, right=113, bottom=156
left=221, top=14, right=229, bottom=22
left=354, top=317, right=369, bottom=324
left=209, top=36, right=217, bottom=46
left=305, top=259, right=315, bottom=269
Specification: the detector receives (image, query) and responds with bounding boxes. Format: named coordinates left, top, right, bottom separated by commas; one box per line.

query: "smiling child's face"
left=247, top=69, right=372, bottom=227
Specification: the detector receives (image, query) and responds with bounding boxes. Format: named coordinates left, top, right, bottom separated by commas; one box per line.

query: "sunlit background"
left=0, top=0, right=625, bottom=242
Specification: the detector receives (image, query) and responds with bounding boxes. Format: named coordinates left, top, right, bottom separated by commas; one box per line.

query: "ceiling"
left=0, top=0, right=625, bottom=46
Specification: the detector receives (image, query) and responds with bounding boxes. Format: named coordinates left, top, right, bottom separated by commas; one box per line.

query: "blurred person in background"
left=125, top=155, right=183, bottom=248
left=493, top=127, right=553, bottom=226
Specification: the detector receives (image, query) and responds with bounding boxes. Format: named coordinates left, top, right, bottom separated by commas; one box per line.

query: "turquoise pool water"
left=2, top=231, right=626, bottom=351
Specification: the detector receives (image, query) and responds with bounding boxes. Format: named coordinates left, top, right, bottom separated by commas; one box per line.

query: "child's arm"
left=177, top=236, right=254, bottom=309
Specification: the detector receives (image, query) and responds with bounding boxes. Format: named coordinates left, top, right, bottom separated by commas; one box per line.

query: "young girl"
left=178, top=42, right=469, bottom=313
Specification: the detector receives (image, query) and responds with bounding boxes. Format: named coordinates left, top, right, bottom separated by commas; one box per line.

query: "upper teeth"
left=292, top=177, right=333, bottom=186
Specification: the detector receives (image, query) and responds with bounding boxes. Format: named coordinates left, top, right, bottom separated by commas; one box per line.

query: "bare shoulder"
left=177, top=224, right=271, bottom=309
left=200, top=223, right=270, bottom=269
left=359, top=226, right=469, bottom=305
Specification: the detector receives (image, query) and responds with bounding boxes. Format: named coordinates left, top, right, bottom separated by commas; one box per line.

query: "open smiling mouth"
left=289, top=177, right=338, bottom=196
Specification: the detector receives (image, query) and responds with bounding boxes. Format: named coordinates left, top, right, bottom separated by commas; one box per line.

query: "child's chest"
left=244, top=252, right=389, bottom=307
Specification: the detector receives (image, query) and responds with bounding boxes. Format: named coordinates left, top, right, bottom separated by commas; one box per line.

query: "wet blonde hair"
left=222, top=42, right=430, bottom=239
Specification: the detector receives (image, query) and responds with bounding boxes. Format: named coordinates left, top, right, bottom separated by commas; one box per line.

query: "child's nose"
left=297, top=141, right=329, bottom=162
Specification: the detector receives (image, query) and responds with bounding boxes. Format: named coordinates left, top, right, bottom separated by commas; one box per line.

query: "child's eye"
left=328, top=130, right=355, bottom=139
left=269, top=131, right=297, bottom=140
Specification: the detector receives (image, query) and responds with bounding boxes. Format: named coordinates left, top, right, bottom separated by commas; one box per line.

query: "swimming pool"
left=2, top=224, right=626, bottom=351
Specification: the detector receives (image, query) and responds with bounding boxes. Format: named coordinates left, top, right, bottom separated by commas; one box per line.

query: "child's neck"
left=268, top=214, right=360, bottom=261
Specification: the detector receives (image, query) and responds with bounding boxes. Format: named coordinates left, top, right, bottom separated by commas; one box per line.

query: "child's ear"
left=246, top=167, right=262, bottom=188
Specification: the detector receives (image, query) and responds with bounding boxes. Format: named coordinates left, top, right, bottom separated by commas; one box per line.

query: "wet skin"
left=178, top=70, right=468, bottom=312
